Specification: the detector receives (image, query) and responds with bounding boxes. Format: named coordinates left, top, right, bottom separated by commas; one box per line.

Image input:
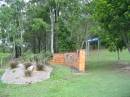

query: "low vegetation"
left=24, top=62, right=32, bottom=69
left=36, top=64, right=45, bottom=71
left=0, top=69, right=4, bottom=76
left=24, top=70, right=32, bottom=77
left=10, top=61, right=18, bottom=69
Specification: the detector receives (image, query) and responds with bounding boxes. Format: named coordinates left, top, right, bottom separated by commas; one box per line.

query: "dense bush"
left=36, top=64, right=44, bottom=71
left=10, top=61, right=18, bottom=69
left=24, top=70, right=32, bottom=77
left=24, top=62, right=32, bottom=69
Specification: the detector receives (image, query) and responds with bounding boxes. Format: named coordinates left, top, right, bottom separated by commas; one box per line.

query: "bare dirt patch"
left=113, top=61, right=130, bottom=72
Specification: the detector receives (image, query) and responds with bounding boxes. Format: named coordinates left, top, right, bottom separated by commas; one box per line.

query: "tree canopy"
left=92, top=0, right=130, bottom=53
left=0, top=0, right=130, bottom=58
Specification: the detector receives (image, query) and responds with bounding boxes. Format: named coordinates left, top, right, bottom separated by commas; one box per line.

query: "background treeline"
left=0, top=0, right=94, bottom=58
left=0, top=0, right=130, bottom=58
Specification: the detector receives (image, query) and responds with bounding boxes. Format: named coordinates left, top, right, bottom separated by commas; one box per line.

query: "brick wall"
left=50, top=49, right=86, bottom=72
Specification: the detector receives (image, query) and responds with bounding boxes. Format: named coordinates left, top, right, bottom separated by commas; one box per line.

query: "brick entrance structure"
left=50, top=49, right=86, bottom=72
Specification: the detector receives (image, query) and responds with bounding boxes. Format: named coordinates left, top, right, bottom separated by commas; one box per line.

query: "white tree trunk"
left=50, top=9, right=55, bottom=54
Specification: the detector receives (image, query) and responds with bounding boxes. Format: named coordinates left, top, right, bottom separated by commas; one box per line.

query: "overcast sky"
left=0, top=0, right=30, bottom=4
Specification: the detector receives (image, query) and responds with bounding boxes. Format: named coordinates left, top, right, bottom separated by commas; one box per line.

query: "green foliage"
left=24, top=70, right=32, bottom=77
left=0, top=0, right=92, bottom=54
left=10, top=61, right=18, bottom=69
left=24, top=2, right=50, bottom=53
left=24, top=62, right=32, bottom=69
left=55, top=0, right=90, bottom=52
left=36, top=64, right=45, bottom=71
left=22, top=50, right=52, bottom=64
left=34, top=51, right=52, bottom=64
left=0, top=69, right=4, bottom=76
left=57, top=20, right=77, bottom=52
left=0, top=0, right=26, bottom=57
left=92, top=0, right=130, bottom=52
left=31, top=18, right=49, bottom=32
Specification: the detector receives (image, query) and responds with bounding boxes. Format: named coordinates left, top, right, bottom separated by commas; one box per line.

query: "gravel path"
left=1, top=64, right=53, bottom=84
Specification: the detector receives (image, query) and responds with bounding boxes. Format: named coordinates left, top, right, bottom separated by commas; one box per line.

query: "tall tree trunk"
left=1, top=29, right=6, bottom=53
left=128, top=46, right=130, bottom=52
left=15, top=45, right=18, bottom=58
left=121, top=32, right=130, bottom=53
left=117, top=48, right=120, bottom=60
left=38, top=38, right=41, bottom=53
left=13, top=38, right=15, bottom=57
left=50, top=9, right=55, bottom=54
left=2, top=40, right=5, bottom=53
left=32, top=37, right=36, bottom=54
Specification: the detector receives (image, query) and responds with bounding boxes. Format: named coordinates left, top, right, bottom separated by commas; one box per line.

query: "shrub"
left=36, top=64, right=44, bottom=71
left=42, top=51, right=52, bottom=64
left=24, top=70, right=32, bottom=77
left=24, top=62, right=32, bottom=69
left=10, top=61, right=18, bottom=69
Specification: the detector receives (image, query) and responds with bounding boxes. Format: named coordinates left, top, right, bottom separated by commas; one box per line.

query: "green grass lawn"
left=0, top=50, right=130, bottom=97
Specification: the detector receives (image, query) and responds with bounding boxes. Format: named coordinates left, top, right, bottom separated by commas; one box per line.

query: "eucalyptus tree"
left=0, top=0, right=25, bottom=57
left=24, top=0, right=50, bottom=53
left=0, top=5, right=14, bottom=52
left=54, top=0, right=92, bottom=52
left=47, top=0, right=63, bottom=54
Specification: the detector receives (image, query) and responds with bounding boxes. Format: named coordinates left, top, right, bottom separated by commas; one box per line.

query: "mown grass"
left=0, top=50, right=130, bottom=97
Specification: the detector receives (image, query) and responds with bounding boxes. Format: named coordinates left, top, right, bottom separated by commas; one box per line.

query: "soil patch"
left=113, top=61, right=130, bottom=72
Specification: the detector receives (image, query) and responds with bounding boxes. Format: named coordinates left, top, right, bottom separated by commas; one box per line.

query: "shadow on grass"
left=86, top=60, right=116, bottom=72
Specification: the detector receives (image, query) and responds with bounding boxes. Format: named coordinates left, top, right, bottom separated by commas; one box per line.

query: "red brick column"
left=78, top=49, right=85, bottom=72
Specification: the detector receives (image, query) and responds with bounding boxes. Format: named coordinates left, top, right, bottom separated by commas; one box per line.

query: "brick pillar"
left=78, top=49, right=85, bottom=72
